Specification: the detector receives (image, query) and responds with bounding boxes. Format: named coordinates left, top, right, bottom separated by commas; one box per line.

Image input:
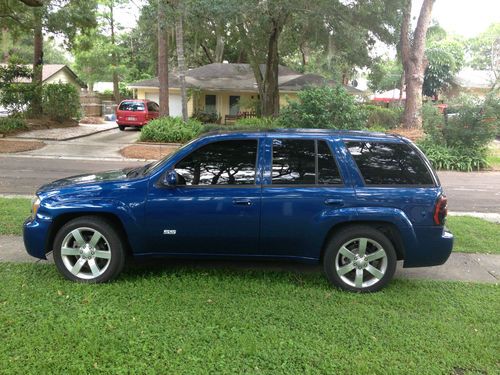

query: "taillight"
left=433, top=195, right=448, bottom=225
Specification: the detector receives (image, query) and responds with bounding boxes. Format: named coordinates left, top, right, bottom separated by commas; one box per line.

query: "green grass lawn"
left=1, top=197, right=499, bottom=254
left=487, top=144, right=500, bottom=169
left=0, top=197, right=31, bottom=235
left=0, top=263, right=498, bottom=374
left=446, top=216, right=500, bottom=254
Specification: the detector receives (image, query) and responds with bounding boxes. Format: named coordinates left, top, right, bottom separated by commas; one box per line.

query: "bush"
left=418, top=141, right=489, bottom=171
left=0, top=63, right=36, bottom=115
left=364, top=105, right=402, bottom=129
left=419, top=94, right=499, bottom=171
left=191, top=110, right=220, bottom=124
left=140, top=117, right=203, bottom=143
left=42, top=83, right=81, bottom=122
left=278, top=86, right=367, bottom=129
left=0, top=117, right=27, bottom=135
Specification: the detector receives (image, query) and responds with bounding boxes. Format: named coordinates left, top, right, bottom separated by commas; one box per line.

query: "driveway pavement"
left=1, top=235, right=498, bottom=283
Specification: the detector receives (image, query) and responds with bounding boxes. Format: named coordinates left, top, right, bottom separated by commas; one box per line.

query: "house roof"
left=0, top=64, right=86, bottom=88
left=453, top=68, right=497, bottom=89
left=128, top=63, right=362, bottom=94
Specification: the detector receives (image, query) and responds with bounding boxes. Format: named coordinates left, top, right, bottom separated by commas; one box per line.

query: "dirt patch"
left=25, top=116, right=78, bottom=130
left=389, top=127, right=425, bottom=142
left=0, top=139, right=45, bottom=153
left=80, top=117, right=106, bottom=124
left=120, top=144, right=179, bottom=160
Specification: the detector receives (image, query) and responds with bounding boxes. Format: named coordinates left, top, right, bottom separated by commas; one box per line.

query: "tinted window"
left=175, top=140, right=257, bottom=185
left=317, top=141, right=342, bottom=184
left=346, top=141, right=434, bottom=185
left=272, top=139, right=315, bottom=184
left=119, top=101, right=145, bottom=111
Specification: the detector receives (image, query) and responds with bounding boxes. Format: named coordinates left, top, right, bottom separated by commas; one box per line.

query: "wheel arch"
left=46, top=212, right=133, bottom=257
left=320, top=220, right=406, bottom=262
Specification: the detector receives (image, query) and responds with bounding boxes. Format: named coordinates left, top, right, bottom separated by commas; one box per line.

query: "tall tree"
left=158, top=0, right=169, bottom=116
left=400, top=0, right=434, bottom=129
left=174, top=1, right=188, bottom=121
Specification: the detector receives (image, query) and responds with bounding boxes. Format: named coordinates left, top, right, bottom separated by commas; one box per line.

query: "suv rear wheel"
left=323, top=225, right=397, bottom=292
left=118, top=125, right=125, bottom=131
left=53, top=216, right=126, bottom=283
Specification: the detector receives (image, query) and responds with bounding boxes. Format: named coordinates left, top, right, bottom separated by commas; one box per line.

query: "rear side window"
left=271, top=139, right=342, bottom=185
left=147, top=102, right=159, bottom=112
left=346, top=141, right=434, bottom=186
left=119, top=101, right=145, bottom=111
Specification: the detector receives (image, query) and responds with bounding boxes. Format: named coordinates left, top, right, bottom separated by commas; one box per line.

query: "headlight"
left=31, top=196, right=40, bottom=220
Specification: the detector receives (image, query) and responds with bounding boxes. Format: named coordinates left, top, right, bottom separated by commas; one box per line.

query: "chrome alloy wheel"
left=334, top=238, right=388, bottom=289
left=60, top=227, right=112, bottom=280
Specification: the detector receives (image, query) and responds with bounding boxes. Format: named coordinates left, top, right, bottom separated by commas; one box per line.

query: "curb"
left=449, top=211, right=500, bottom=223
left=10, top=125, right=116, bottom=142
left=0, top=153, right=151, bottom=163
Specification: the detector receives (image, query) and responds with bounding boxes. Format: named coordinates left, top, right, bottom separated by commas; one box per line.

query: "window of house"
left=346, top=141, right=434, bottom=186
left=205, top=95, right=216, bottom=113
left=175, top=140, right=258, bottom=186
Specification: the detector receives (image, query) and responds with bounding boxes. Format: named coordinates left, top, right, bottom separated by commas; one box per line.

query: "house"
left=127, top=63, right=362, bottom=120
left=446, top=68, right=497, bottom=98
left=0, top=64, right=86, bottom=90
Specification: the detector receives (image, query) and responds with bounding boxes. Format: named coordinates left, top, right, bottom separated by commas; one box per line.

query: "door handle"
left=232, top=199, right=252, bottom=206
left=324, top=198, right=344, bottom=207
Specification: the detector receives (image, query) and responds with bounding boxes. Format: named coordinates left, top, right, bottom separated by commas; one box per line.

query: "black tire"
left=323, top=225, right=397, bottom=293
left=53, top=216, right=126, bottom=283
left=118, top=125, right=125, bottom=131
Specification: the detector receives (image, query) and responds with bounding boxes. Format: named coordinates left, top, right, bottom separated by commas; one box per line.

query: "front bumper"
left=23, top=216, right=52, bottom=260
left=403, top=226, right=454, bottom=268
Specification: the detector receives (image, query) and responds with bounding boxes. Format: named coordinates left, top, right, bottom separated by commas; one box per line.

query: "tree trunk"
left=261, top=19, right=282, bottom=117
left=158, top=0, right=169, bottom=116
left=214, top=24, right=225, bottom=63
left=400, top=0, right=434, bottom=129
left=2, top=27, right=9, bottom=63
left=32, top=7, right=43, bottom=115
left=398, top=72, right=404, bottom=105
left=175, top=12, right=188, bottom=121
left=110, top=2, right=120, bottom=104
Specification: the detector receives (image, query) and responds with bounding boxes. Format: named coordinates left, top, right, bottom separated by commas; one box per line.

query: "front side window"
left=346, top=141, right=434, bottom=186
left=175, top=140, right=257, bottom=186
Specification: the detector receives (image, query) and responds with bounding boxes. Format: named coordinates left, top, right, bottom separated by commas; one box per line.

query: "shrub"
left=0, top=117, right=27, bottom=135
left=191, top=110, right=220, bottom=124
left=42, top=83, right=81, bottom=122
left=0, top=63, right=36, bottom=115
left=364, top=105, right=402, bottom=129
left=278, top=86, right=367, bottom=129
left=418, top=141, right=489, bottom=171
left=140, top=117, right=203, bottom=143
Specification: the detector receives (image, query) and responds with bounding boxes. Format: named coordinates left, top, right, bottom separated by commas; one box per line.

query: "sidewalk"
left=1, top=235, right=498, bottom=284
left=11, top=122, right=117, bottom=141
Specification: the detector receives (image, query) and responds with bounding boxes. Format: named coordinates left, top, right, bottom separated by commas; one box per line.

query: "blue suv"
left=24, top=130, right=453, bottom=292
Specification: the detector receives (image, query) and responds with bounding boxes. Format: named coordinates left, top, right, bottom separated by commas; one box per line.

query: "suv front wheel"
left=323, top=225, right=397, bottom=292
left=53, top=216, right=126, bottom=283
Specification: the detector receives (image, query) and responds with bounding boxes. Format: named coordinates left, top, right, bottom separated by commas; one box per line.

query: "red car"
left=116, top=99, right=159, bottom=130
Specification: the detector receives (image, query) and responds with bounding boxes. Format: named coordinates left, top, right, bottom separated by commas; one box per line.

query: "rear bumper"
left=403, top=226, right=453, bottom=267
left=116, top=121, right=147, bottom=127
left=23, top=216, right=52, bottom=260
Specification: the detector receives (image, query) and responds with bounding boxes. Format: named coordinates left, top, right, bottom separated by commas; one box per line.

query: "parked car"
left=23, top=130, right=453, bottom=292
left=115, top=99, right=159, bottom=130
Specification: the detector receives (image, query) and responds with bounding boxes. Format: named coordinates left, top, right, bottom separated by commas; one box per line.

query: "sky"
left=412, top=0, right=499, bottom=38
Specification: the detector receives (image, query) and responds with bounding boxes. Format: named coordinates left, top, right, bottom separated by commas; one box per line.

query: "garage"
left=145, top=92, right=182, bottom=117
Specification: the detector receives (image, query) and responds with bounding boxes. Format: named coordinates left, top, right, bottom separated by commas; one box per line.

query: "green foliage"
left=423, top=39, right=465, bottom=97
left=0, top=117, right=27, bottom=135
left=364, top=105, right=402, bottom=129
left=367, top=59, right=403, bottom=92
left=0, top=63, right=36, bottom=115
left=140, top=117, right=204, bottom=143
left=191, top=110, right=220, bottom=124
left=42, top=83, right=81, bottom=122
left=419, top=94, right=499, bottom=171
left=466, top=22, right=500, bottom=71
left=278, top=86, right=366, bottom=129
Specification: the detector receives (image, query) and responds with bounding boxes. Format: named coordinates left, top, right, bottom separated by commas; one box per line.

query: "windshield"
left=141, top=138, right=199, bottom=176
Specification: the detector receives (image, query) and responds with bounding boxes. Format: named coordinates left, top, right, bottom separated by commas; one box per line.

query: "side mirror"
left=163, top=170, right=177, bottom=186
